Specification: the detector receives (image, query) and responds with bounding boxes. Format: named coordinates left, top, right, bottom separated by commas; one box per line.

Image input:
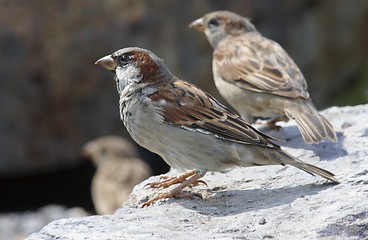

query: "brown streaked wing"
left=214, top=34, right=309, bottom=99
left=149, top=80, right=280, bottom=149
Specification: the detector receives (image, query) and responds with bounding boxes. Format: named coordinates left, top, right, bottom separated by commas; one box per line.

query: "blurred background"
left=0, top=0, right=367, bottom=238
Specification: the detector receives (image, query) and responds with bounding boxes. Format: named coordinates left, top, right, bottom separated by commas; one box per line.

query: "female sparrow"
left=82, top=136, right=151, bottom=214
left=189, top=11, right=337, bottom=144
left=95, top=47, right=338, bottom=207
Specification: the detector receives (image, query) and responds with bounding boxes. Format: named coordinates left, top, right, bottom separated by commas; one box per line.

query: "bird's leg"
left=143, top=169, right=207, bottom=189
left=267, top=115, right=289, bottom=129
left=142, top=170, right=207, bottom=207
left=256, top=115, right=288, bottom=131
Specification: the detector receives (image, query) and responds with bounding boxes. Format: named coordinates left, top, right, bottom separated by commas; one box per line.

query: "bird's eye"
left=118, top=54, right=132, bottom=65
left=100, top=147, right=107, bottom=155
left=208, top=18, right=220, bottom=27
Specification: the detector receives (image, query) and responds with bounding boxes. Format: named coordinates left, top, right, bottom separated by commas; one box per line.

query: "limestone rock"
left=0, top=205, right=87, bottom=240
left=27, top=105, right=368, bottom=239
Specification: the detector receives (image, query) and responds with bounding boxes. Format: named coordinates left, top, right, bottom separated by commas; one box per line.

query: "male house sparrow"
left=95, top=47, right=338, bottom=207
left=189, top=11, right=337, bottom=144
left=82, top=136, right=151, bottom=214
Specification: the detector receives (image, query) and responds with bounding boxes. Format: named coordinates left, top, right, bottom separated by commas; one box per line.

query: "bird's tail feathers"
left=280, top=150, right=339, bottom=183
left=284, top=101, right=337, bottom=144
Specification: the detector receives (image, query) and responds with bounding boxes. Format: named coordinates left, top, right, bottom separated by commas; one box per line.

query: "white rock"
left=27, top=105, right=368, bottom=240
left=0, top=205, right=87, bottom=240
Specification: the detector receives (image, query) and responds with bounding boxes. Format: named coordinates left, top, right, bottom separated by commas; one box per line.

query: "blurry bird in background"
left=82, top=136, right=151, bottom=214
left=189, top=11, right=337, bottom=144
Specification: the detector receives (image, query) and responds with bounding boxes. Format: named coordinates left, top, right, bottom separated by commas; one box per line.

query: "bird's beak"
left=95, top=55, right=116, bottom=71
left=81, top=142, right=93, bottom=159
left=189, top=18, right=205, bottom=32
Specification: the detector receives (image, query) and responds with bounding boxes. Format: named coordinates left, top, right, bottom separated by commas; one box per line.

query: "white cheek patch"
left=115, top=65, right=142, bottom=93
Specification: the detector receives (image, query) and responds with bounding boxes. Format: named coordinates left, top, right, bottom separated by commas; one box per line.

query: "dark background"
left=0, top=0, right=367, bottom=212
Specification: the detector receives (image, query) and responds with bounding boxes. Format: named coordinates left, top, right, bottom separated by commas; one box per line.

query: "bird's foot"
left=143, top=169, right=207, bottom=189
left=142, top=190, right=202, bottom=207
left=255, top=115, right=288, bottom=131
left=266, top=120, right=282, bottom=131
left=141, top=169, right=207, bottom=207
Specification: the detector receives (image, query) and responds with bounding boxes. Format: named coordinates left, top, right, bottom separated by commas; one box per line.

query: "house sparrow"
left=189, top=11, right=337, bottom=144
left=82, top=136, right=151, bottom=214
left=95, top=47, right=338, bottom=207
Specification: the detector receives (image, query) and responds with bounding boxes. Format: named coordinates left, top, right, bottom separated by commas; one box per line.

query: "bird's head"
left=189, top=11, right=256, bottom=49
left=95, top=47, right=173, bottom=95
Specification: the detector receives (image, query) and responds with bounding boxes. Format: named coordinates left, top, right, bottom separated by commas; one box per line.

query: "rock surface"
left=27, top=105, right=368, bottom=239
left=0, top=205, right=87, bottom=240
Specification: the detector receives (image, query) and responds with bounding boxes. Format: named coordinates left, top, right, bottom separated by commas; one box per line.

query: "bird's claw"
left=142, top=170, right=208, bottom=190
left=190, top=179, right=208, bottom=188
left=141, top=191, right=203, bottom=207
left=143, top=177, right=208, bottom=189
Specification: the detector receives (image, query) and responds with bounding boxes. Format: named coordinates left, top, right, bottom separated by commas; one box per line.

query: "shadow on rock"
left=317, top=211, right=368, bottom=239
left=177, top=182, right=335, bottom=217
left=275, top=125, right=348, bottom=161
